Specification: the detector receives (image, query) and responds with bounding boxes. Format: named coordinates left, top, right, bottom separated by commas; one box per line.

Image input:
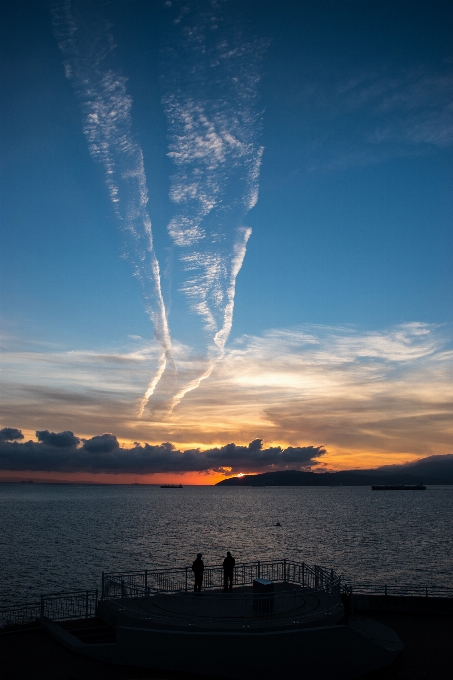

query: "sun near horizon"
left=0, top=445, right=426, bottom=486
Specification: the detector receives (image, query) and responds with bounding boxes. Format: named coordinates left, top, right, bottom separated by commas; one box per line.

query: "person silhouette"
left=192, top=553, right=204, bottom=593
left=223, top=551, right=235, bottom=592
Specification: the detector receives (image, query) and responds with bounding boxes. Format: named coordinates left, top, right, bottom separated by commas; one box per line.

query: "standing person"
left=192, top=553, right=204, bottom=593
left=223, top=551, right=235, bottom=592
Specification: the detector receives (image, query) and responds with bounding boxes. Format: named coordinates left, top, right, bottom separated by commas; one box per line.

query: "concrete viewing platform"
left=98, top=581, right=341, bottom=631
left=69, top=559, right=401, bottom=679
left=1, top=559, right=412, bottom=679
left=97, top=559, right=344, bottom=631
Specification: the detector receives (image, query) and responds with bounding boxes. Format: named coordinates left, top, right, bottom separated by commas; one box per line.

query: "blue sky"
left=1, top=0, right=452, bottom=479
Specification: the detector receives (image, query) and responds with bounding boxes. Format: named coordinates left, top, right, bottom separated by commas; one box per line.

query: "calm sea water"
left=1, top=483, right=452, bottom=607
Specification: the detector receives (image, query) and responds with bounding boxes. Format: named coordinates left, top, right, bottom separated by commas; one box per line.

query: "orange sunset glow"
left=1, top=322, right=452, bottom=482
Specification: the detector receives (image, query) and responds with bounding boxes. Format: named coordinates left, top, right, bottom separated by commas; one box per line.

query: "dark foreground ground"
left=1, top=612, right=452, bottom=680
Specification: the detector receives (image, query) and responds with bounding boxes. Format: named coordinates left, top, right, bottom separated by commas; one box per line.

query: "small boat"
left=371, top=483, right=426, bottom=490
left=160, top=484, right=183, bottom=488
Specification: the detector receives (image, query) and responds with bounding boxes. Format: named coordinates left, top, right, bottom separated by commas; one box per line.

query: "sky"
left=1, top=0, right=452, bottom=484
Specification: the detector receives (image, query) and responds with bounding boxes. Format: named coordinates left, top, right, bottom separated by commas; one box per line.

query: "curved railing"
left=100, top=560, right=342, bottom=628
left=102, top=560, right=336, bottom=599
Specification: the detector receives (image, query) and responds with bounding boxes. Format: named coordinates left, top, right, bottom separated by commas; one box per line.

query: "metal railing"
left=100, top=560, right=342, bottom=628
left=345, top=581, right=453, bottom=598
left=101, top=560, right=333, bottom=599
left=0, top=589, right=98, bottom=634
left=4, top=558, right=451, bottom=636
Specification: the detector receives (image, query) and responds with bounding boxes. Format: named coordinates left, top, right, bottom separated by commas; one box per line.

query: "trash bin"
left=253, top=578, right=274, bottom=614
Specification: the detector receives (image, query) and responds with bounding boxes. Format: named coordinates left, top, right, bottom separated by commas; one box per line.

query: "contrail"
left=138, top=352, right=167, bottom=418
left=51, top=1, right=266, bottom=416
left=213, top=226, right=252, bottom=353
left=163, top=1, right=267, bottom=409
left=168, top=225, right=251, bottom=412
left=52, top=1, right=173, bottom=411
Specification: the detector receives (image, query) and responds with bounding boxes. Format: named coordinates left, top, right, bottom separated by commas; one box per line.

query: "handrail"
left=345, top=581, right=453, bottom=598
left=0, top=589, right=98, bottom=634
left=5, top=559, right=452, bottom=636
left=101, top=560, right=333, bottom=598
left=106, top=578, right=341, bottom=601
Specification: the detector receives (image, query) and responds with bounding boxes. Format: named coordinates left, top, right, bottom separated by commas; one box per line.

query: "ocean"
left=1, top=483, right=452, bottom=607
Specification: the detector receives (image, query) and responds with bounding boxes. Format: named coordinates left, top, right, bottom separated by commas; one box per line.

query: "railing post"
left=302, top=562, right=305, bottom=587
left=101, top=572, right=105, bottom=600
left=40, top=595, right=44, bottom=623
left=425, top=586, right=428, bottom=598
left=95, top=589, right=98, bottom=616
left=85, top=590, right=89, bottom=618
left=185, top=567, right=188, bottom=593
left=283, top=559, right=287, bottom=583
left=257, top=561, right=260, bottom=579
left=145, top=569, right=148, bottom=593
left=121, top=579, right=125, bottom=609
left=384, top=584, right=387, bottom=596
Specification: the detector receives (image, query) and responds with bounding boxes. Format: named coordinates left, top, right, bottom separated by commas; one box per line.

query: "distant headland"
left=216, top=454, right=453, bottom=486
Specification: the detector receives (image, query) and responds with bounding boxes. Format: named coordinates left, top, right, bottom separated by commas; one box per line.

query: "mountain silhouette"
left=216, top=454, right=453, bottom=486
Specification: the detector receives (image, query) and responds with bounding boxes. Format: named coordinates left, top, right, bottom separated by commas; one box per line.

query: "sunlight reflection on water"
left=1, top=484, right=452, bottom=606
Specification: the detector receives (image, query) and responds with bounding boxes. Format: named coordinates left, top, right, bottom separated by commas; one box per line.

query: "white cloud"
left=1, top=323, right=451, bottom=467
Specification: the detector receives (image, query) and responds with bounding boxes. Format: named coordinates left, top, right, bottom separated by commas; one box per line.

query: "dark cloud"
left=0, top=427, right=24, bottom=442
left=204, top=439, right=325, bottom=473
left=0, top=428, right=325, bottom=475
left=83, top=433, right=119, bottom=454
left=36, top=430, right=80, bottom=447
